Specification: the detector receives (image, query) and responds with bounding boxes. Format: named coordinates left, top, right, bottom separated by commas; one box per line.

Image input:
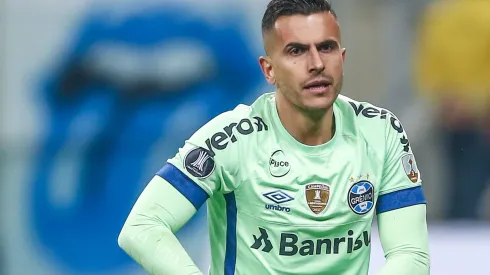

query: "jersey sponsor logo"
left=250, top=227, right=371, bottom=256
left=349, top=102, right=411, bottom=152
left=305, top=183, right=330, bottom=214
left=264, top=190, right=294, bottom=204
left=348, top=181, right=374, bottom=215
left=250, top=227, right=273, bottom=252
left=401, top=154, right=420, bottom=183
left=204, top=116, right=268, bottom=157
left=263, top=190, right=294, bottom=212
left=183, top=147, right=216, bottom=178
left=269, top=150, right=290, bottom=177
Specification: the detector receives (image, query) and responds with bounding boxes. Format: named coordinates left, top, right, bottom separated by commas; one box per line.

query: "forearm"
left=118, top=177, right=203, bottom=275
left=376, top=204, right=430, bottom=275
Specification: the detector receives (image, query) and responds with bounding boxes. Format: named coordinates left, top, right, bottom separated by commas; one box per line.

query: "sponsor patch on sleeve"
left=183, top=147, right=216, bottom=178
left=401, top=154, right=420, bottom=183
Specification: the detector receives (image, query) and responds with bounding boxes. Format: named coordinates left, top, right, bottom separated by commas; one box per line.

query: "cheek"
left=286, top=62, right=303, bottom=78
left=326, top=58, right=343, bottom=76
left=276, top=64, right=295, bottom=81
left=333, top=55, right=344, bottom=71
left=275, top=59, right=305, bottom=88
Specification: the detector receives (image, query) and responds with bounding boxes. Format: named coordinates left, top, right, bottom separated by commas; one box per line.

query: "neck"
left=276, top=93, right=335, bottom=146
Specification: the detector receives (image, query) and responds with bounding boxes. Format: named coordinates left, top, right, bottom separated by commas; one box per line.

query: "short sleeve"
left=376, top=112, right=427, bottom=214
left=156, top=111, right=241, bottom=210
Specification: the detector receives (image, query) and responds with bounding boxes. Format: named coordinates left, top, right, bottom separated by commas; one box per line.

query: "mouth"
left=303, top=79, right=332, bottom=94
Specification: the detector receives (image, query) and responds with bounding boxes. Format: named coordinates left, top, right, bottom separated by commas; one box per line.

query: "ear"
left=259, top=56, right=275, bottom=85
left=341, top=47, right=346, bottom=62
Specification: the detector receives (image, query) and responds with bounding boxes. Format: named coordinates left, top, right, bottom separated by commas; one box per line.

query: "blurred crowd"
left=414, top=0, right=490, bottom=220
left=0, top=0, right=489, bottom=274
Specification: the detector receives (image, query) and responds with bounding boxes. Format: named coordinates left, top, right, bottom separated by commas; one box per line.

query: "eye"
left=319, top=43, right=336, bottom=53
left=289, top=47, right=304, bottom=56
left=319, top=45, right=334, bottom=52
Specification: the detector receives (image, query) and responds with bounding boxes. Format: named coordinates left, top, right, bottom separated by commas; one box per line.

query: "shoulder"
left=166, top=94, right=271, bottom=188
left=335, top=94, right=408, bottom=149
left=188, top=93, right=272, bottom=158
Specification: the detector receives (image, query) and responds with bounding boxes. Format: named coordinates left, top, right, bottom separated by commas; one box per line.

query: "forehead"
left=273, top=12, right=340, bottom=44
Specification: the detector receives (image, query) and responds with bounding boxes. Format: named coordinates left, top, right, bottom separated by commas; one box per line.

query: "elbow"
left=413, top=252, right=430, bottom=275
left=388, top=249, right=431, bottom=274
left=117, top=211, right=150, bottom=254
left=417, top=250, right=431, bottom=271
left=118, top=215, right=145, bottom=256
left=118, top=223, right=146, bottom=259
left=117, top=225, right=134, bottom=253
left=408, top=246, right=430, bottom=270
left=117, top=213, right=173, bottom=255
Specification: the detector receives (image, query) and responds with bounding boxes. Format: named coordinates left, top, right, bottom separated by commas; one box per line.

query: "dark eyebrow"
left=284, top=42, right=309, bottom=51
left=284, top=39, right=340, bottom=51
left=317, top=39, right=340, bottom=49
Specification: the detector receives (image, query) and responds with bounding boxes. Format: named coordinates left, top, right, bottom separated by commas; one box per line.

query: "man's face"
left=260, top=12, right=345, bottom=112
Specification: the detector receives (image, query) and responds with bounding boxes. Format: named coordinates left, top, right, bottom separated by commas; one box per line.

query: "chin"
left=301, top=95, right=337, bottom=112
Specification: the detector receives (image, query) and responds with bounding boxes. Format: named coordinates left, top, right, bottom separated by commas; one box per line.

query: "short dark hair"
left=261, top=0, right=337, bottom=33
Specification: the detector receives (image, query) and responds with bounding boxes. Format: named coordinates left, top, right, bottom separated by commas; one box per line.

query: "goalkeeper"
left=118, top=0, right=430, bottom=274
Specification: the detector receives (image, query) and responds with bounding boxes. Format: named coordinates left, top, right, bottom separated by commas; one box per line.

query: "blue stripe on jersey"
left=376, top=186, right=426, bottom=214
left=156, top=163, right=209, bottom=210
left=224, top=192, right=237, bottom=275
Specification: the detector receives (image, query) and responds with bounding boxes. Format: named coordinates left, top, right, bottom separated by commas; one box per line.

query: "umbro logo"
left=263, top=190, right=294, bottom=204
left=263, top=190, right=294, bottom=212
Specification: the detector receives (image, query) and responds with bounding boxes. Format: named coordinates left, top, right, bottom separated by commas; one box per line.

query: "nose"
left=308, top=48, right=325, bottom=74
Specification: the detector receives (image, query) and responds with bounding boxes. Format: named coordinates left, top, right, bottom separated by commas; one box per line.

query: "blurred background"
left=0, top=0, right=489, bottom=274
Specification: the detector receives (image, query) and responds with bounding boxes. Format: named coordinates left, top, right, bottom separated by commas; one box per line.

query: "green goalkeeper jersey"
left=157, top=92, right=425, bottom=275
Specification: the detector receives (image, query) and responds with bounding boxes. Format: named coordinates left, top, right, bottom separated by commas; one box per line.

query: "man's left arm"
left=375, top=112, right=430, bottom=274
left=376, top=204, right=430, bottom=275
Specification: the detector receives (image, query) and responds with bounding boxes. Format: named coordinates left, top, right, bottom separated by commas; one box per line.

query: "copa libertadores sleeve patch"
left=183, top=147, right=216, bottom=179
